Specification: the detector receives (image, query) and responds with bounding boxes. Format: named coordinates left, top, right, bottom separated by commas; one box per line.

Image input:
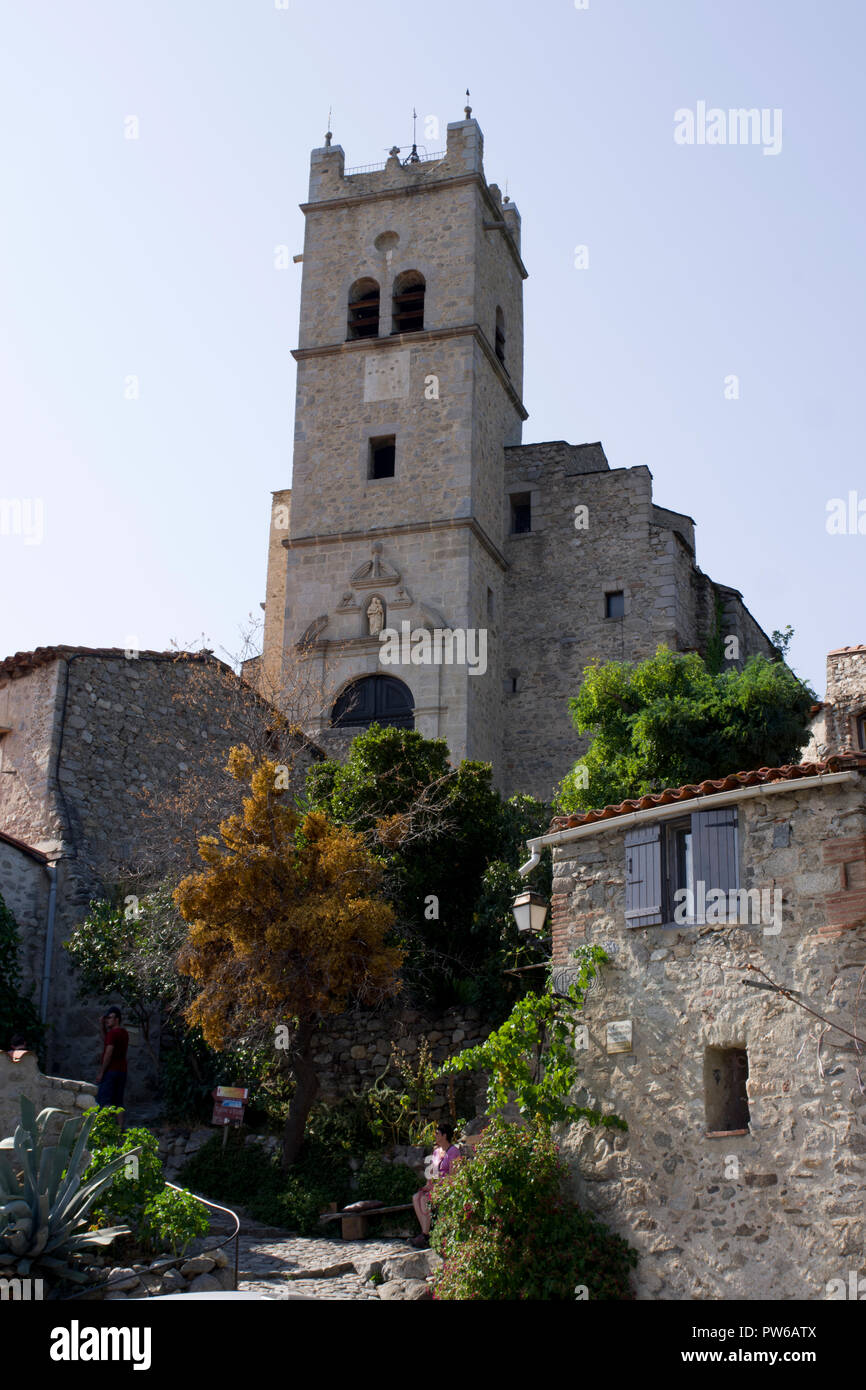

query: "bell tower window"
left=347, top=278, right=380, bottom=340
left=392, top=271, right=425, bottom=334
left=369, top=435, right=396, bottom=479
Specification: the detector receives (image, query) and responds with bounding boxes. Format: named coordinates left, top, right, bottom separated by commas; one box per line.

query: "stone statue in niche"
left=367, top=596, right=385, bottom=636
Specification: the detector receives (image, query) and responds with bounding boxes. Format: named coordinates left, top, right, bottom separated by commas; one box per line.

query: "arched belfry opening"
left=391, top=271, right=425, bottom=334
left=347, top=278, right=380, bottom=339
left=331, top=675, right=414, bottom=731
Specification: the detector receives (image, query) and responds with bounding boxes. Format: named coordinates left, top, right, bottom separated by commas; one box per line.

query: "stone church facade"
left=255, top=111, right=776, bottom=800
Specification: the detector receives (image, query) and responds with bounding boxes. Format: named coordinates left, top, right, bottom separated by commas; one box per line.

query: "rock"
left=160, top=1269, right=185, bottom=1293
left=105, top=1267, right=139, bottom=1292
left=287, top=1261, right=356, bottom=1280
left=211, top=1249, right=229, bottom=1269
left=403, top=1279, right=433, bottom=1300
left=385, top=1250, right=439, bottom=1282
left=188, top=1273, right=223, bottom=1293
left=181, top=1255, right=216, bottom=1276
left=363, top=1260, right=384, bottom=1282
left=215, top=1267, right=235, bottom=1291
left=378, top=1280, right=407, bottom=1300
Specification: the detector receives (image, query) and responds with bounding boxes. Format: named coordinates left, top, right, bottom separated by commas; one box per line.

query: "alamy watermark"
left=674, top=102, right=782, bottom=156
left=0, top=498, right=44, bottom=545
left=379, top=621, right=487, bottom=676
left=673, top=882, right=782, bottom=935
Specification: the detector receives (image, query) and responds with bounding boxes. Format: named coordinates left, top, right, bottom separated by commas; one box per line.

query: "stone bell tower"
left=258, top=107, right=528, bottom=768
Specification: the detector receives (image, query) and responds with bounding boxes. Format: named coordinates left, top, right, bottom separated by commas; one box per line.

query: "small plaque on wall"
left=572, top=1024, right=589, bottom=1052
left=606, top=1020, right=633, bottom=1054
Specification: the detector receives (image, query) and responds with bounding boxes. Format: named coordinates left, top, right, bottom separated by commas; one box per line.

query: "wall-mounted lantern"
left=511, top=889, right=549, bottom=935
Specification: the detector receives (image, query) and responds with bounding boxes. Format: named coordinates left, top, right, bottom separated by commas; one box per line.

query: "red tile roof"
left=0, top=646, right=230, bottom=681
left=0, top=829, right=49, bottom=864
left=549, top=753, right=866, bottom=832
left=828, top=645, right=866, bottom=656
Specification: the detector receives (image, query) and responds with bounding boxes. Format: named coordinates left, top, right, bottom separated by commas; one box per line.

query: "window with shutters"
left=625, top=808, right=739, bottom=929
left=704, top=1046, right=750, bottom=1134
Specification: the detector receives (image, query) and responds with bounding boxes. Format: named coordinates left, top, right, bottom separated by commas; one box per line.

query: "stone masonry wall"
left=0, top=1050, right=96, bottom=1140
left=550, top=772, right=866, bottom=1300
left=500, top=447, right=777, bottom=800
left=312, top=1003, right=491, bottom=1119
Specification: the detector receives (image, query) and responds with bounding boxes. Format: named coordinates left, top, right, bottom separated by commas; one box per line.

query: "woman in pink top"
left=410, top=1123, right=461, bottom=1249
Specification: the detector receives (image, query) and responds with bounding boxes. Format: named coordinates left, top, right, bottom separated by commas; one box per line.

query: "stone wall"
left=0, top=648, right=320, bottom=1081
left=0, top=1050, right=96, bottom=1139
left=313, top=1003, right=491, bottom=1116
left=500, top=447, right=777, bottom=800
left=549, top=768, right=866, bottom=1300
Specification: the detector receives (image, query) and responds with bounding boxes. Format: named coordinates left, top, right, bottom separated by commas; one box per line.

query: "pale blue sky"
left=1, top=0, right=863, bottom=697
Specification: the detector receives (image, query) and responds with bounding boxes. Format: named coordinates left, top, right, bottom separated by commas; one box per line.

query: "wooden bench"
left=319, top=1202, right=414, bottom=1241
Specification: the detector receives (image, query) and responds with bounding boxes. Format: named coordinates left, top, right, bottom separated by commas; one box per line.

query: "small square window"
left=369, top=436, right=396, bottom=480
left=857, top=714, right=866, bottom=751
left=704, top=1046, right=750, bottom=1134
left=510, top=493, right=531, bottom=534
left=605, top=591, right=625, bottom=619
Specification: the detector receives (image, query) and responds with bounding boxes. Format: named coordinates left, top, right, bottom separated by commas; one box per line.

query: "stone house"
left=806, top=645, right=866, bottom=761
left=251, top=109, right=776, bottom=800
left=519, top=752, right=866, bottom=1300
left=0, top=646, right=321, bottom=1085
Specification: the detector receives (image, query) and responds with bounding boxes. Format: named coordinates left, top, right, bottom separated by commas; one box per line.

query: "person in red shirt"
left=96, top=1007, right=129, bottom=1110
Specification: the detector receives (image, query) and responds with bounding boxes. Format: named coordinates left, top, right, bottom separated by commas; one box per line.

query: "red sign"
left=211, top=1085, right=249, bottom=1127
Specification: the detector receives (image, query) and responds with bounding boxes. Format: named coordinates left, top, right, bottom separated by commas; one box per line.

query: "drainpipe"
left=518, top=846, right=541, bottom=877
left=39, top=860, right=58, bottom=1023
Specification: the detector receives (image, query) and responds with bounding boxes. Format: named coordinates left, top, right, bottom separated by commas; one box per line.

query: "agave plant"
left=0, top=1096, right=140, bottom=1280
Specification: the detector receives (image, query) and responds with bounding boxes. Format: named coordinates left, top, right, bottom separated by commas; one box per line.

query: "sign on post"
left=211, top=1086, right=249, bottom=1128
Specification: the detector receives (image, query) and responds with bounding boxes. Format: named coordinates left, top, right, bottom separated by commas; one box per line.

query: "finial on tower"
left=325, top=106, right=332, bottom=147
left=464, top=88, right=472, bottom=119
left=403, top=106, right=420, bottom=164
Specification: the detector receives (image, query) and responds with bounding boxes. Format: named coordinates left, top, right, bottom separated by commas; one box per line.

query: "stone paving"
left=196, top=1211, right=437, bottom=1300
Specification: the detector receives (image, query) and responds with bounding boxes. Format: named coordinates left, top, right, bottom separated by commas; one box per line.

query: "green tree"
left=438, top=945, right=625, bottom=1129
left=0, top=892, right=45, bottom=1056
left=555, top=647, right=815, bottom=814
left=303, top=725, right=550, bottom=1010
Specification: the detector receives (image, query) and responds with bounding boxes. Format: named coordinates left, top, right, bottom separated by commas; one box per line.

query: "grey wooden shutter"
left=691, top=809, right=739, bottom=924
left=624, top=824, right=663, bottom=928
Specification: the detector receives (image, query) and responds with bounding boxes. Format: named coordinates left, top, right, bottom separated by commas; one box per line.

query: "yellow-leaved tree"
left=174, top=747, right=403, bottom=1169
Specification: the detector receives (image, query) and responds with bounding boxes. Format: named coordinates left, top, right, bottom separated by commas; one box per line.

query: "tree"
left=438, top=945, right=626, bottom=1130
left=302, top=725, right=550, bottom=1011
left=64, top=885, right=191, bottom=1068
left=0, top=893, right=45, bottom=1056
left=555, top=647, right=816, bottom=814
left=174, top=746, right=403, bottom=1168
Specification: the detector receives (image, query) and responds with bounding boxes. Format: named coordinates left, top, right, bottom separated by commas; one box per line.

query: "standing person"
left=96, top=1007, right=129, bottom=1110
left=410, top=1123, right=461, bottom=1249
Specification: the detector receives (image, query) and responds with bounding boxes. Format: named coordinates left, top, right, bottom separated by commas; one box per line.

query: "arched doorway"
left=331, top=675, right=414, bottom=730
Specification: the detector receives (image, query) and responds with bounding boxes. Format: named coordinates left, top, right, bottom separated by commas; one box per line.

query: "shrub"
left=83, top=1109, right=164, bottom=1223
left=430, top=1118, right=637, bottom=1300
left=84, top=1107, right=209, bottom=1255
left=356, top=1155, right=422, bottom=1206
left=141, top=1187, right=209, bottom=1255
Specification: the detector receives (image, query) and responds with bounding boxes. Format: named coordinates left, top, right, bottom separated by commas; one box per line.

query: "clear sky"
left=1, top=0, right=863, bottom=696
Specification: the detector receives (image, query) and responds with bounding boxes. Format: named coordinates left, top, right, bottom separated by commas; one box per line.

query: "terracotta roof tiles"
left=549, top=753, right=866, bottom=832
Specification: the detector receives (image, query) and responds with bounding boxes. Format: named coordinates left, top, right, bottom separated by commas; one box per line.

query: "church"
left=251, top=107, right=776, bottom=801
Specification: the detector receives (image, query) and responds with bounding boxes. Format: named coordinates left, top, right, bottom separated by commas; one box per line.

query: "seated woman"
left=410, top=1123, right=461, bottom=1249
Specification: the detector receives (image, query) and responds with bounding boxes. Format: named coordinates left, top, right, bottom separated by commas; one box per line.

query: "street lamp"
left=511, top=889, right=549, bottom=935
